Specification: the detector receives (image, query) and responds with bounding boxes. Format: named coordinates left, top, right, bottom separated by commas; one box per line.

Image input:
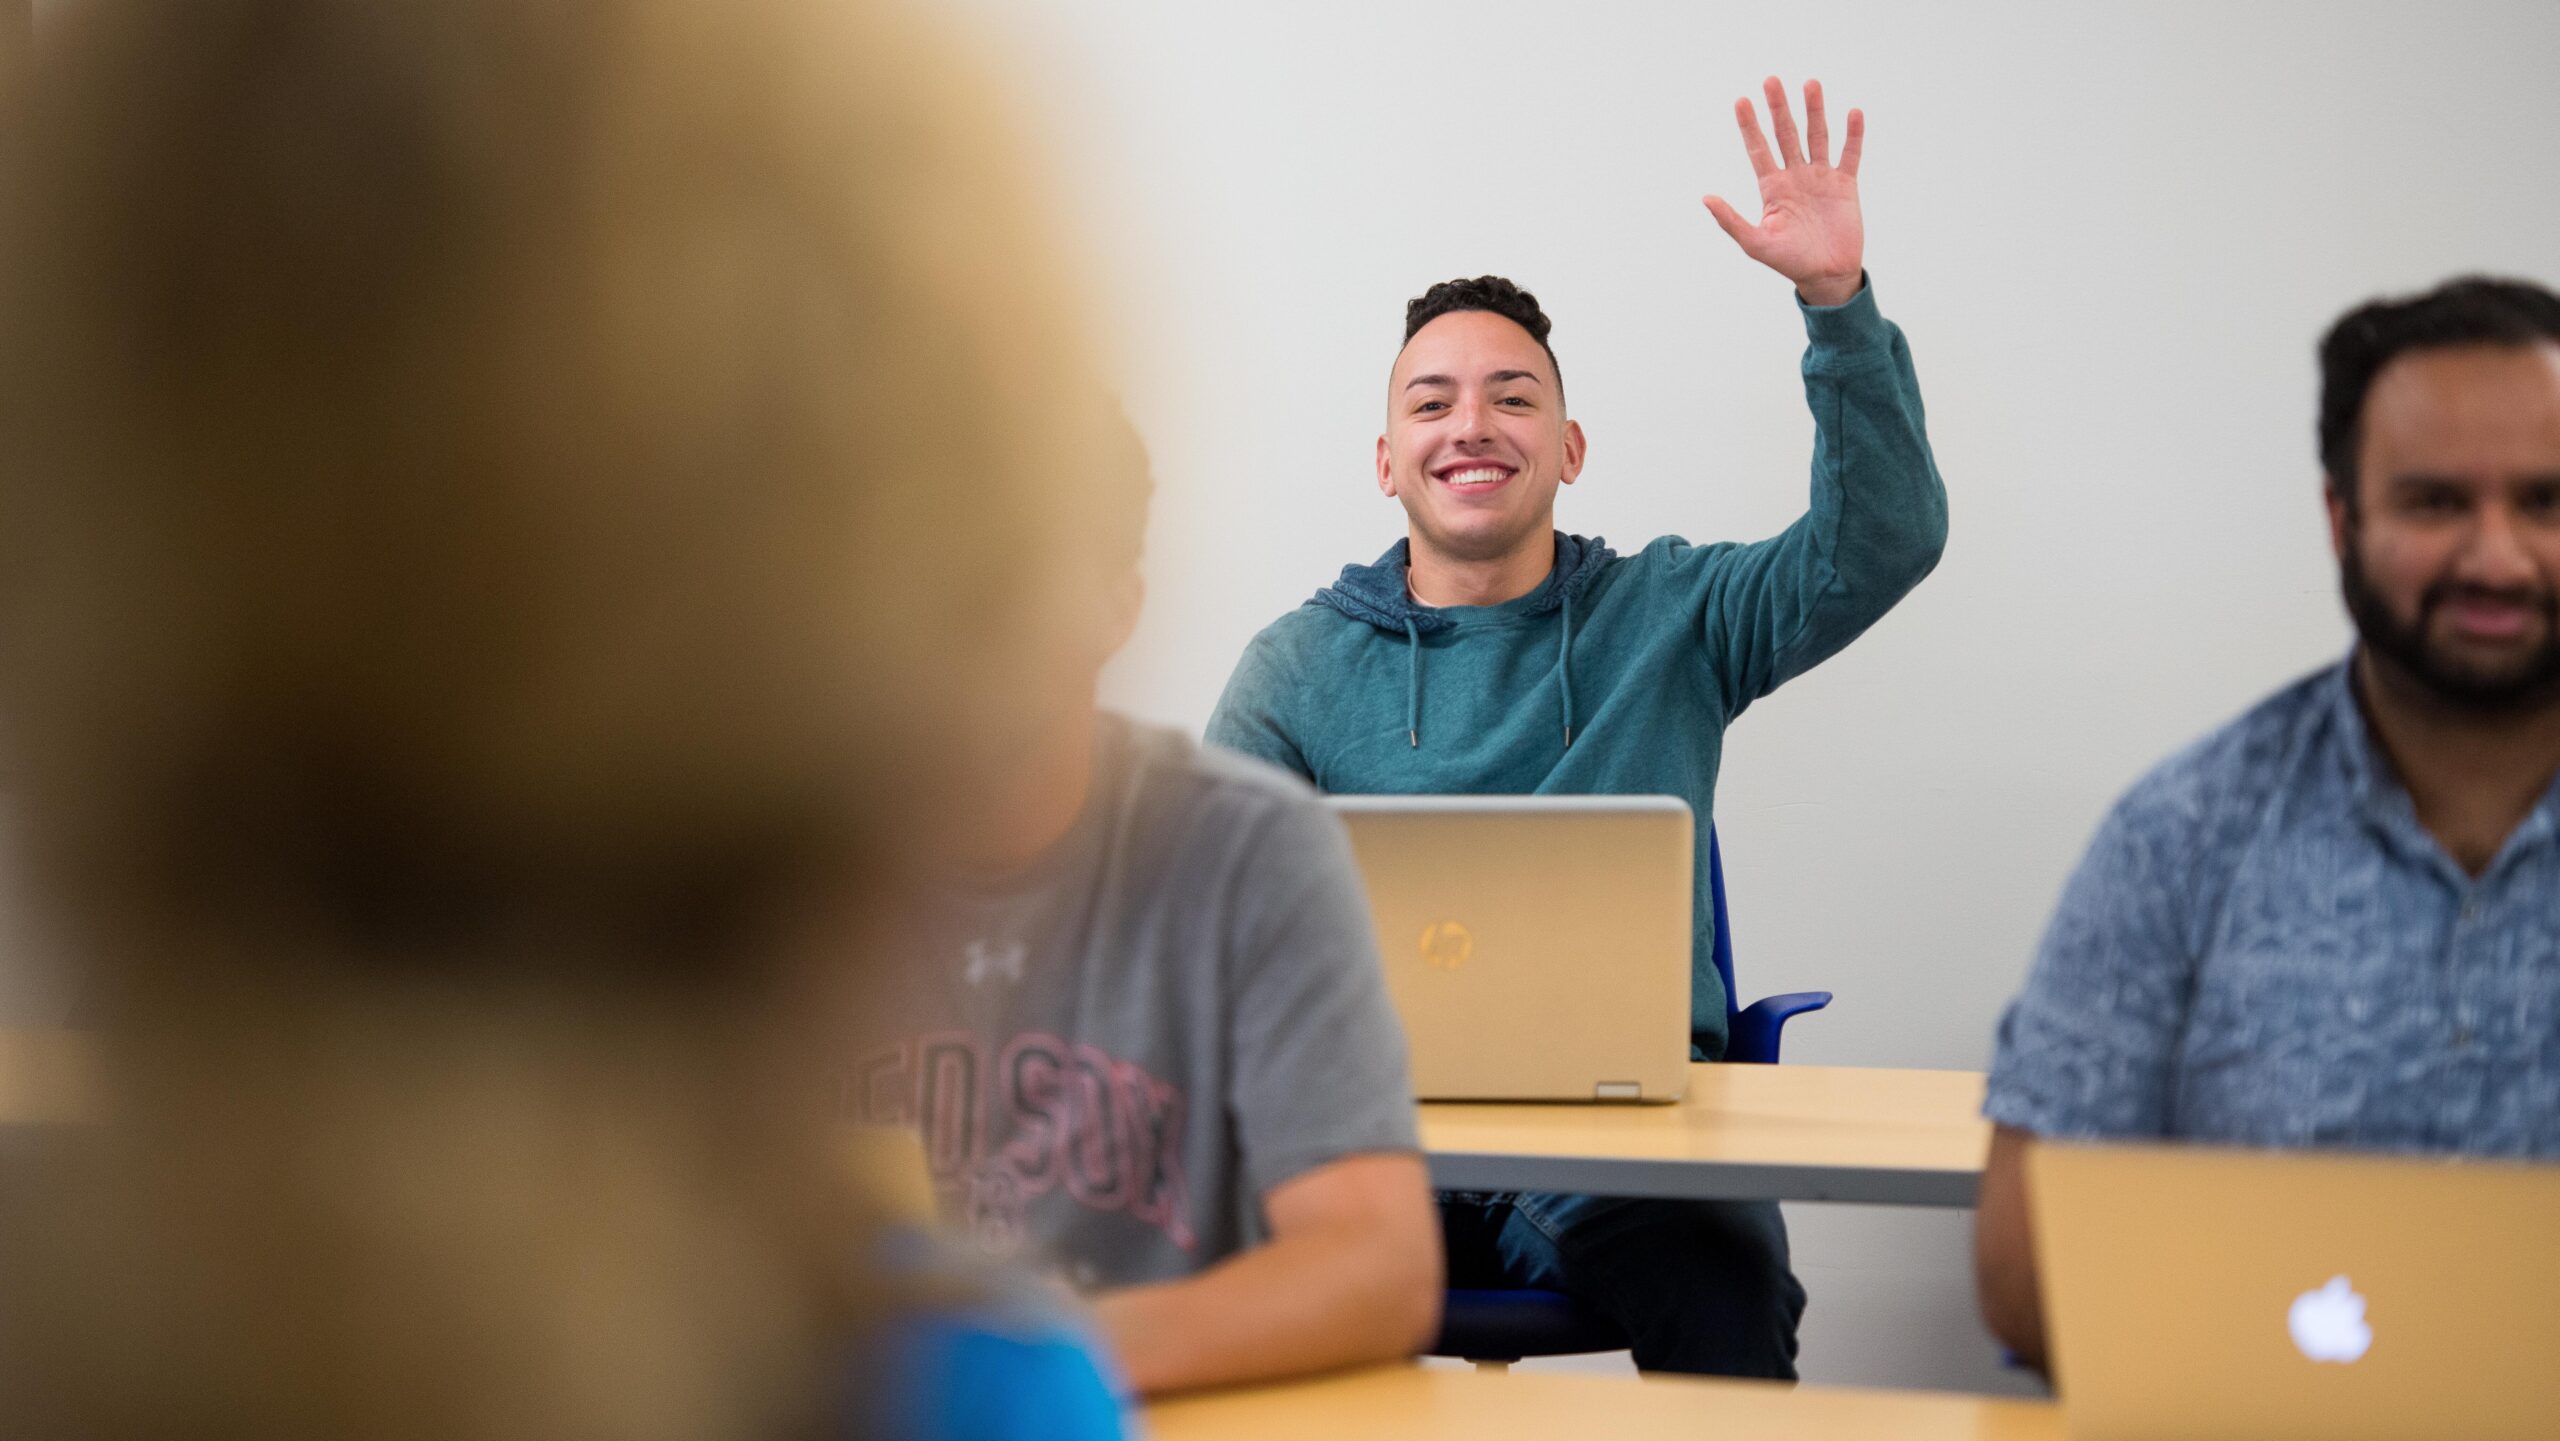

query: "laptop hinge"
left=1593, top=1081, right=1642, bottom=1101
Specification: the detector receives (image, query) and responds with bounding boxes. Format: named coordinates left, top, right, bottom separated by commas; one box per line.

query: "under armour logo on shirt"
left=963, top=938, right=1028, bottom=988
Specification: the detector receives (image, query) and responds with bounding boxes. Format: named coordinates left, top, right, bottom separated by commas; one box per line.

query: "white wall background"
left=936, top=0, right=2560, bottom=1396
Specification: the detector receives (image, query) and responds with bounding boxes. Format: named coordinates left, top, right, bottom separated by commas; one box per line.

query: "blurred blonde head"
left=0, top=0, right=1122, bottom=1433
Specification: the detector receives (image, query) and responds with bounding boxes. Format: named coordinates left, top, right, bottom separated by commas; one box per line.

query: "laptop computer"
left=2028, top=1139, right=2560, bottom=1441
left=1325, top=794, right=1691, bottom=1103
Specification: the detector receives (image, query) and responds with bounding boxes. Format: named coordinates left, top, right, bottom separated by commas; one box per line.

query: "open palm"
left=1703, top=77, right=1866, bottom=307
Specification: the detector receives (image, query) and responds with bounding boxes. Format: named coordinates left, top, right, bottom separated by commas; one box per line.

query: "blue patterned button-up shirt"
left=1985, top=658, right=2560, bottom=1155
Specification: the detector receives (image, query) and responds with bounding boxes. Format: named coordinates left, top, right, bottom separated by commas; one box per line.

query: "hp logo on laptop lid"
left=1418, top=920, right=1473, bottom=971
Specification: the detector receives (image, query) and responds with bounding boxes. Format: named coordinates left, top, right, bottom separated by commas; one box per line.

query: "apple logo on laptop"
left=2288, top=1275, right=2373, bottom=1364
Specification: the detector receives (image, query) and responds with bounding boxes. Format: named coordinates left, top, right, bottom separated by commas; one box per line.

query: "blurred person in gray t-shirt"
left=850, top=417, right=1439, bottom=1397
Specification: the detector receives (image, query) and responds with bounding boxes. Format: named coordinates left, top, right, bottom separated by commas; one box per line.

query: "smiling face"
left=1377, top=309, right=1585, bottom=570
left=2329, top=341, right=2560, bottom=711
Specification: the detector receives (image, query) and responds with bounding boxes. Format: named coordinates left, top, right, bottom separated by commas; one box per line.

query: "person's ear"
left=1376, top=433, right=1398, bottom=498
left=2324, top=477, right=2352, bottom=563
left=1559, top=419, right=1588, bottom=486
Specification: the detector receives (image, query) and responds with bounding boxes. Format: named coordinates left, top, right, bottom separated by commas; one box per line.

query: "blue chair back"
left=1705, top=824, right=1833, bottom=1065
left=1708, top=824, right=1740, bottom=1032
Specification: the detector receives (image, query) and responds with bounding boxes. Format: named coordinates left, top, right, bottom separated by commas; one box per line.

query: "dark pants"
left=1440, top=1191, right=1806, bottom=1379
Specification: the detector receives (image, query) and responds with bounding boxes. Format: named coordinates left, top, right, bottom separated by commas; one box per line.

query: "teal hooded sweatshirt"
left=1204, top=281, right=1947, bottom=1058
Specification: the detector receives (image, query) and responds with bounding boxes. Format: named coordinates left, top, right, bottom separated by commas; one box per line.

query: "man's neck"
left=959, top=705, right=1100, bottom=877
left=2351, top=651, right=2560, bottom=876
left=1404, top=530, right=1555, bottom=609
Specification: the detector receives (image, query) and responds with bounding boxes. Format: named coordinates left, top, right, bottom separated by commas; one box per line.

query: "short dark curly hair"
left=1404, top=275, right=1562, bottom=401
left=2319, top=275, right=2560, bottom=510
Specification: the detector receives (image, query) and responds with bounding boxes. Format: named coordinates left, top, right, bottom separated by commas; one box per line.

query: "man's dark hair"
left=1404, top=275, right=1563, bottom=401
left=2318, top=275, right=2560, bottom=509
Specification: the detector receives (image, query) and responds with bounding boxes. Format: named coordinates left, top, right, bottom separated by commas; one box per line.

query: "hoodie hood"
left=1311, top=531, right=1619, bottom=751
left=1310, top=531, right=1618, bottom=633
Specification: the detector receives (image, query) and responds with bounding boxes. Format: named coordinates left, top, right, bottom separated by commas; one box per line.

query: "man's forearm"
left=1092, top=1219, right=1441, bottom=1396
left=1974, top=1125, right=2051, bottom=1375
left=1709, top=283, right=1950, bottom=702
left=1803, top=282, right=1948, bottom=587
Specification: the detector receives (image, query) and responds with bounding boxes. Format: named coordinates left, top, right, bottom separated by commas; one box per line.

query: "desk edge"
left=1426, top=1152, right=1982, bottom=1207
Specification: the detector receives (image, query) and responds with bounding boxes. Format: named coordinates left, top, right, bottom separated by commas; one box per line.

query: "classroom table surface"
left=1147, top=1363, right=2060, bottom=1441
left=4, top=1036, right=1991, bottom=1206
left=1421, top=1063, right=1991, bottom=1207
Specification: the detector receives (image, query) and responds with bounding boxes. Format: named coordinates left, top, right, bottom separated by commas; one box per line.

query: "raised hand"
left=1702, top=77, right=1866, bottom=307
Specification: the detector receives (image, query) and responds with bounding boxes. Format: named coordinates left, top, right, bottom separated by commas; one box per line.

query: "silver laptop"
left=2029, top=1139, right=2560, bottom=1441
left=1326, top=794, right=1691, bottom=1103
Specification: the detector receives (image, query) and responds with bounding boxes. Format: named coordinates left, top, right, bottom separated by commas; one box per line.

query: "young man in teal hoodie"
left=1205, top=78, right=1948, bottom=1377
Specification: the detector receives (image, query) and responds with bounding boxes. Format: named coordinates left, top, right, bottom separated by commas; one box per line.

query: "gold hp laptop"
left=1326, top=795, right=1690, bottom=1103
left=2029, top=1139, right=2560, bottom=1441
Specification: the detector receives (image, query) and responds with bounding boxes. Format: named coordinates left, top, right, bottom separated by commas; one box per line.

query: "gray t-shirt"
left=849, top=714, right=1419, bottom=1288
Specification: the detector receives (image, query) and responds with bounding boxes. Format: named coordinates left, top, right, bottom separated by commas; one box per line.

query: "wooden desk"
left=2, top=1038, right=1992, bottom=1204
left=1422, top=1064, right=1990, bottom=1207
left=1148, top=1363, right=2059, bottom=1441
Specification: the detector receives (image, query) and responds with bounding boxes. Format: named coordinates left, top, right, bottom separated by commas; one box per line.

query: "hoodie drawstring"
left=1402, top=597, right=1577, bottom=752
left=1314, top=535, right=1616, bottom=759
left=1404, top=617, right=1423, bottom=748
left=1558, top=589, right=1577, bottom=748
